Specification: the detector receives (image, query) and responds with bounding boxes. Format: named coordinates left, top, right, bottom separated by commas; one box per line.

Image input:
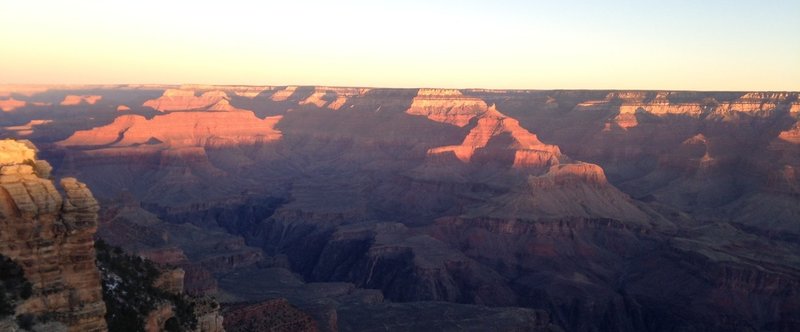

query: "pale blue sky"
left=0, top=0, right=798, bottom=90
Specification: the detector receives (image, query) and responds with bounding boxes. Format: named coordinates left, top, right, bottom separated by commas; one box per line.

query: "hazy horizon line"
left=1, top=83, right=798, bottom=94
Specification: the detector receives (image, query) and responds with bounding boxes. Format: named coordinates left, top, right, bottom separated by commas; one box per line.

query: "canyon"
left=1, top=85, right=799, bottom=331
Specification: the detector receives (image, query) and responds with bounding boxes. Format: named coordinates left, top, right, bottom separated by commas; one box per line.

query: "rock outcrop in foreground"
left=0, top=139, right=107, bottom=331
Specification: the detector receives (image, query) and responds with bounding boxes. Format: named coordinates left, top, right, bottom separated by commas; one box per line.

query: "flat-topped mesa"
left=57, top=111, right=283, bottom=149
left=0, top=97, right=27, bottom=111
left=299, top=87, right=371, bottom=110
left=60, top=95, right=102, bottom=106
left=427, top=105, right=563, bottom=169
left=143, top=89, right=231, bottom=112
left=406, top=88, right=490, bottom=127
left=0, top=139, right=107, bottom=332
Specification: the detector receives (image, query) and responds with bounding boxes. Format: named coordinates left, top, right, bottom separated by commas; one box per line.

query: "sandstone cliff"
left=0, top=139, right=107, bottom=331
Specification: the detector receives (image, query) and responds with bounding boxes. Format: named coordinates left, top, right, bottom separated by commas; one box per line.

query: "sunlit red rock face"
left=57, top=111, right=282, bottom=148
left=0, top=139, right=107, bottom=332
left=405, top=88, right=490, bottom=127
left=143, top=89, right=230, bottom=111
left=427, top=104, right=563, bottom=169
left=0, top=97, right=26, bottom=111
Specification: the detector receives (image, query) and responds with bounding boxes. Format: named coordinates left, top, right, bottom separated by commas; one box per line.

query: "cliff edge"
left=0, top=139, right=107, bottom=331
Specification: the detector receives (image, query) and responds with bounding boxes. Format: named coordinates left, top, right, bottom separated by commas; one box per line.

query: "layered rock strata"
left=0, top=139, right=107, bottom=331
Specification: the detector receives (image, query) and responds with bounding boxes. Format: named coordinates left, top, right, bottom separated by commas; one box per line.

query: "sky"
left=0, top=0, right=798, bottom=91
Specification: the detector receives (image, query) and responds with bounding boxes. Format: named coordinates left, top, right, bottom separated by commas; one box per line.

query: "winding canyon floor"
left=2, top=84, right=799, bottom=331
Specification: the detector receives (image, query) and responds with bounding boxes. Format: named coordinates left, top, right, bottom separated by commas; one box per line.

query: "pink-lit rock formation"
left=405, top=89, right=489, bottom=127
left=60, top=95, right=102, bottom=106
left=790, top=102, right=800, bottom=116
left=427, top=105, right=562, bottom=169
left=143, top=89, right=231, bottom=112
left=116, top=105, right=131, bottom=112
left=0, top=97, right=26, bottom=112
left=0, top=139, right=107, bottom=332
left=298, top=87, right=370, bottom=110
left=57, top=111, right=282, bottom=149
